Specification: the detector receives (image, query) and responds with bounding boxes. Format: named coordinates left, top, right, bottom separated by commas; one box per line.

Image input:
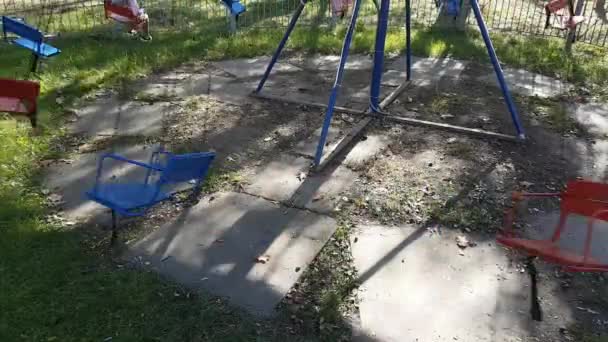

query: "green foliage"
left=1, top=18, right=607, bottom=340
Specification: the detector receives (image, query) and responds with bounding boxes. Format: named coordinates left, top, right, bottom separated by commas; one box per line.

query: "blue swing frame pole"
left=469, top=0, right=525, bottom=139
left=369, top=0, right=391, bottom=112
left=405, top=0, right=412, bottom=81
left=255, top=0, right=307, bottom=94
left=313, top=0, right=363, bottom=166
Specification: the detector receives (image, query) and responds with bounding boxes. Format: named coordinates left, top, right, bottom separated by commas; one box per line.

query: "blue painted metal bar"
left=255, top=0, right=307, bottom=94
left=469, top=0, right=526, bottom=139
left=369, top=0, right=391, bottom=112
left=313, top=0, right=363, bottom=166
left=405, top=0, right=412, bottom=81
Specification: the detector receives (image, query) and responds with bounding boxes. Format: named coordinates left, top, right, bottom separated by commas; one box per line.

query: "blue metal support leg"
left=255, top=0, right=308, bottom=93
left=313, top=0, right=363, bottom=166
left=469, top=0, right=525, bottom=139
left=369, top=0, right=391, bottom=112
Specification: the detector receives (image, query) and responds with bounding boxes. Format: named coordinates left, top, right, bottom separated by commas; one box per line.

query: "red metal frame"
left=498, top=180, right=608, bottom=272
left=0, top=78, right=40, bottom=127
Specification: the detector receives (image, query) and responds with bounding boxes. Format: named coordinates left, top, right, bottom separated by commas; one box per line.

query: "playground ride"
left=85, top=148, right=215, bottom=243
left=104, top=0, right=246, bottom=33
left=253, top=0, right=527, bottom=171
left=545, top=0, right=585, bottom=30
left=104, top=0, right=152, bottom=40
left=0, top=78, right=40, bottom=127
left=435, top=0, right=463, bottom=18
left=1, top=16, right=61, bottom=73
left=220, top=0, right=247, bottom=32
left=498, top=180, right=608, bottom=320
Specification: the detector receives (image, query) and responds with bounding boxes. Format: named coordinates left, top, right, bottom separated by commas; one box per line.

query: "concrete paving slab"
left=294, top=125, right=346, bottom=158
left=294, top=165, right=358, bottom=214
left=569, top=102, right=608, bottom=137
left=387, top=56, right=469, bottom=86
left=477, top=67, right=571, bottom=98
left=592, top=140, right=608, bottom=181
left=117, top=102, right=170, bottom=136
left=43, top=144, right=160, bottom=221
left=380, top=70, right=408, bottom=87
left=343, top=134, right=392, bottom=169
left=69, top=97, right=121, bottom=136
left=209, top=76, right=258, bottom=105
left=127, top=191, right=338, bottom=316
left=212, top=57, right=303, bottom=79
left=244, top=154, right=312, bottom=203
left=352, top=224, right=537, bottom=342
left=294, top=54, right=374, bottom=71
left=173, top=74, right=210, bottom=97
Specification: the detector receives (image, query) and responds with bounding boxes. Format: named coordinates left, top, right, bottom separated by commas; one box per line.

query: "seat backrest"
left=161, top=152, right=216, bottom=184
left=0, top=78, right=40, bottom=113
left=561, top=180, right=608, bottom=221
left=104, top=1, right=138, bottom=19
left=546, top=0, right=568, bottom=13
left=2, top=16, right=43, bottom=43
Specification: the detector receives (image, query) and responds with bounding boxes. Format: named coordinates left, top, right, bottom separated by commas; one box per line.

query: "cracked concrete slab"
left=294, top=165, right=358, bottom=214
left=569, top=102, right=608, bottom=137
left=127, top=191, right=337, bottom=316
left=293, top=125, right=347, bottom=158
left=69, top=96, right=121, bottom=137
left=117, top=102, right=171, bottom=137
left=244, top=154, right=312, bottom=203
left=351, top=224, right=541, bottom=342
left=212, top=57, right=303, bottom=79
left=477, top=67, right=571, bottom=98
left=342, top=134, right=392, bottom=169
left=292, top=54, right=374, bottom=71
left=387, top=56, right=469, bottom=85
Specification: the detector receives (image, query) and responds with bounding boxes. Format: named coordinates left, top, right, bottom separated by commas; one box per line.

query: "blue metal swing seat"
left=85, top=149, right=215, bottom=241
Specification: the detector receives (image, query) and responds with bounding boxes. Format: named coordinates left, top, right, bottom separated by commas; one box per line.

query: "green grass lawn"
left=1, top=19, right=608, bottom=341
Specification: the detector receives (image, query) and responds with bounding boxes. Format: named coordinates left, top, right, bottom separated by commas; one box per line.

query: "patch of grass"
left=0, top=220, right=306, bottom=342
left=202, top=169, right=247, bottom=193
left=522, top=96, right=582, bottom=134
left=429, top=180, right=505, bottom=231
left=429, top=96, right=450, bottom=113
left=445, top=141, right=474, bottom=159
left=281, top=220, right=358, bottom=341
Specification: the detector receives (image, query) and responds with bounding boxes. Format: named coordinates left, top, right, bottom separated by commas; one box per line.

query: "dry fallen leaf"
left=214, top=239, right=224, bottom=244
left=263, top=137, right=273, bottom=142
left=255, top=255, right=271, bottom=264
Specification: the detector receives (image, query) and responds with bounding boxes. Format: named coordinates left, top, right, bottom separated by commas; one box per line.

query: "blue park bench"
left=2, top=16, right=61, bottom=72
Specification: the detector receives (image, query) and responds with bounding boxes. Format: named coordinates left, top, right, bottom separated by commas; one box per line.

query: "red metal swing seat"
left=104, top=0, right=141, bottom=24
left=544, top=0, right=585, bottom=30
left=0, top=78, right=40, bottom=127
left=498, top=180, right=608, bottom=272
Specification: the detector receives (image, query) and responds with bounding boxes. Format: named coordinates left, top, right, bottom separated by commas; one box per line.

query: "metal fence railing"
left=2, top=0, right=608, bottom=46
